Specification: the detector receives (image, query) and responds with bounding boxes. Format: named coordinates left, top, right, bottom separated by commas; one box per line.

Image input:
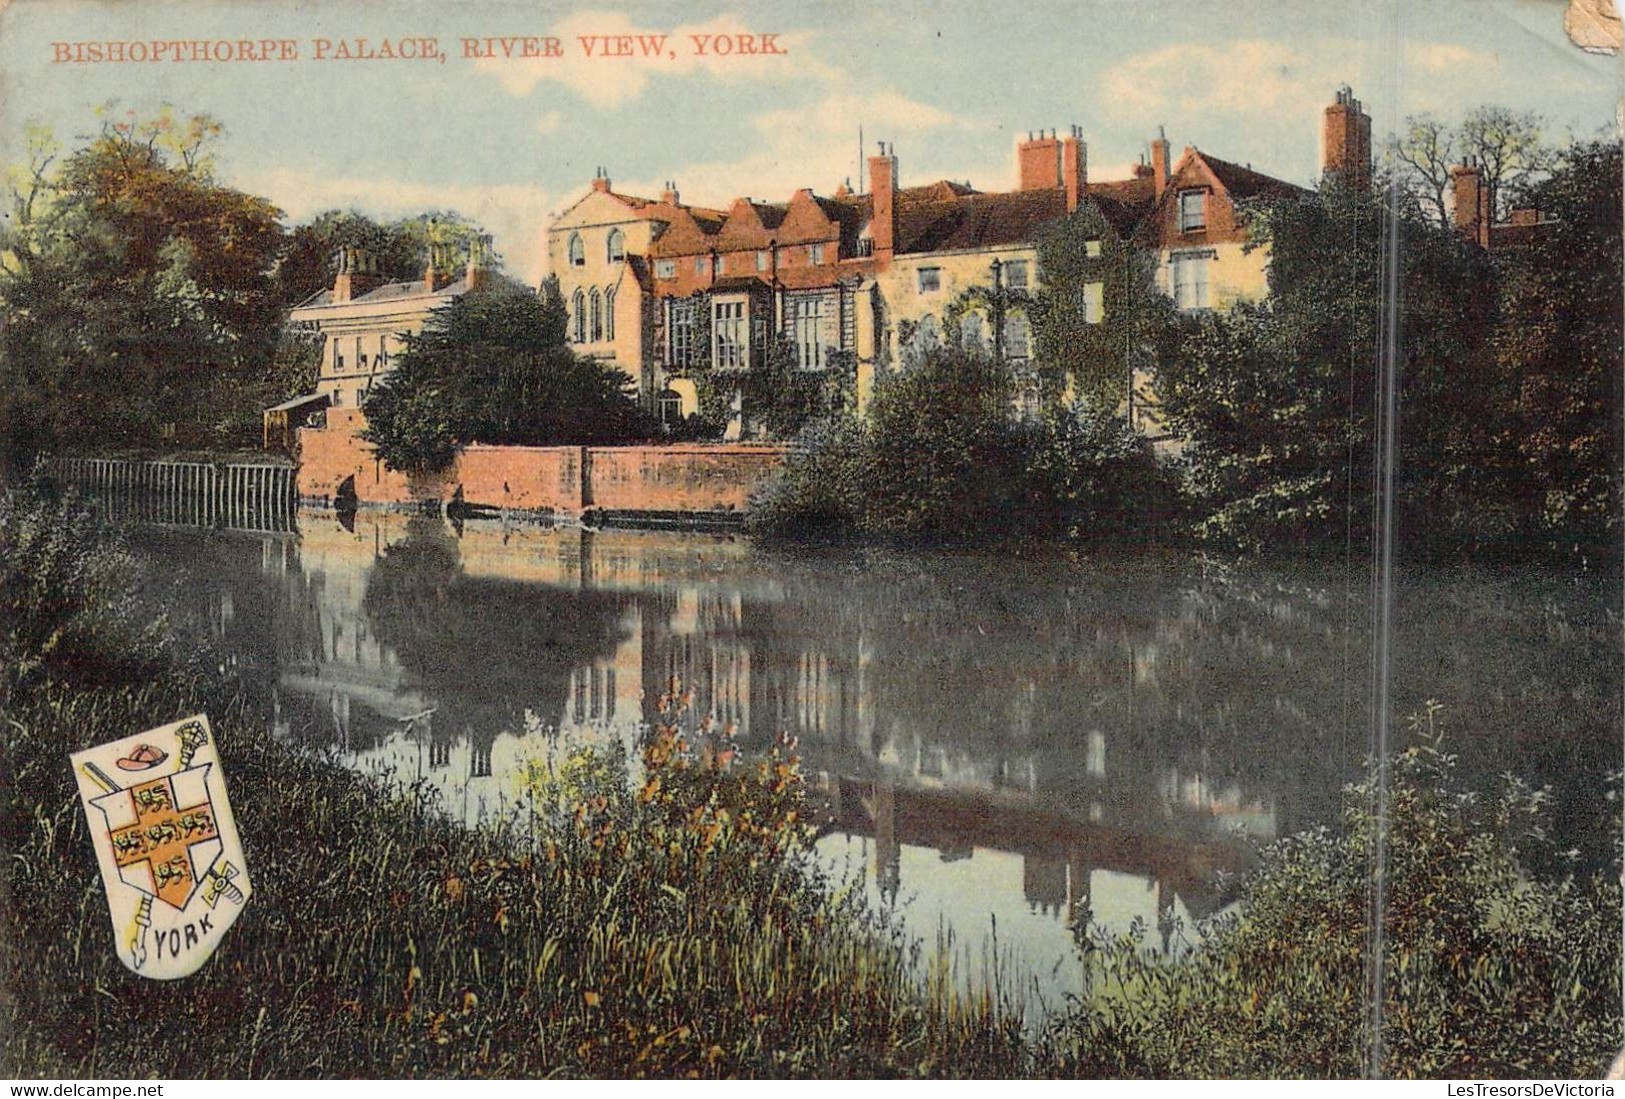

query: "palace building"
left=545, top=90, right=1368, bottom=434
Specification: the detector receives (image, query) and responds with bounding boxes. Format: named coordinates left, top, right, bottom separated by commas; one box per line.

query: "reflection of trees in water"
left=361, top=518, right=635, bottom=758
left=732, top=554, right=1618, bottom=853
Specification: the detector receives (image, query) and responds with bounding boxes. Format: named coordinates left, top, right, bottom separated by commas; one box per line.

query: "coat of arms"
left=70, top=715, right=252, bottom=979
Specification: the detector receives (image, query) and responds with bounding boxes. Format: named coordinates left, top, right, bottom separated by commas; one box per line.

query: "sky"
left=1, top=0, right=1619, bottom=282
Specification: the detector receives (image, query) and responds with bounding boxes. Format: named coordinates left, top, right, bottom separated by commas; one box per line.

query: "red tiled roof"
left=896, top=187, right=1069, bottom=254
left=1195, top=153, right=1303, bottom=200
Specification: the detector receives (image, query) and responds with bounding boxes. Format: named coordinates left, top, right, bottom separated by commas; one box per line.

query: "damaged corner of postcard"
left=70, top=715, right=252, bottom=980
left=1567, top=0, right=1623, bottom=54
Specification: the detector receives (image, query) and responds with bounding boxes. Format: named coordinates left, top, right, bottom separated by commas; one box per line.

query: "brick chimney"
left=1450, top=160, right=1492, bottom=248
left=466, top=233, right=493, bottom=292
left=1151, top=128, right=1171, bottom=197
left=660, top=179, right=680, bottom=205
left=332, top=246, right=382, bottom=303
left=867, top=141, right=897, bottom=268
left=592, top=166, right=612, bottom=194
left=424, top=239, right=456, bottom=293
left=1322, top=85, right=1372, bottom=190
left=1062, top=125, right=1088, bottom=212
left=1017, top=128, right=1063, bottom=191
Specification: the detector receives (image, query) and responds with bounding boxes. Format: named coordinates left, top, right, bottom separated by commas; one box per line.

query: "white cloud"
left=472, top=10, right=839, bottom=109
left=1102, top=41, right=1318, bottom=116
left=613, top=90, right=969, bottom=211
left=1409, top=42, right=1480, bottom=71
left=236, top=167, right=555, bottom=284
left=752, top=91, right=959, bottom=140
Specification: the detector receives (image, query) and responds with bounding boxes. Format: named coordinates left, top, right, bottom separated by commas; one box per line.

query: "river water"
left=127, top=508, right=1621, bottom=1012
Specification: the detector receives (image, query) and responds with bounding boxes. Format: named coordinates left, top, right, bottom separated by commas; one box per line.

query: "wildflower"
left=583, top=991, right=601, bottom=1008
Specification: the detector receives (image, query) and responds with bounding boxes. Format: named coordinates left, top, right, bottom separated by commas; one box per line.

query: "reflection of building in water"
left=200, top=512, right=1286, bottom=942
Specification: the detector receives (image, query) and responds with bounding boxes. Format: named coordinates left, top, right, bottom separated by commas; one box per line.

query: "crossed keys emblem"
left=72, top=716, right=252, bottom=979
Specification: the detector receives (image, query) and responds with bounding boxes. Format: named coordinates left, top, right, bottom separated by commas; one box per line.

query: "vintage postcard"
left=1, top=0, right=1621, bottom=1084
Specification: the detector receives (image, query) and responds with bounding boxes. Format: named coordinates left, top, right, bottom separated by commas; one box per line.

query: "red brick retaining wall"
left=295, top=415, right=785, bottom=517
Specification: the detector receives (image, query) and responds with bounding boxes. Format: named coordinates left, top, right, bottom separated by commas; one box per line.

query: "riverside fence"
left=40, top=456, right=297, bottom=533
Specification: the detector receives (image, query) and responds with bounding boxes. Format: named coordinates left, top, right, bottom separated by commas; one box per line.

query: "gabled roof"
left=622, top=254, right=654, bottom=293
left=648, top=206, right=726, bottom=258
left=714, top=198, right=787, bottom=251
left=775, top=189, right=842, bottom=246
left=1196, top=152, right=1303, bottom=201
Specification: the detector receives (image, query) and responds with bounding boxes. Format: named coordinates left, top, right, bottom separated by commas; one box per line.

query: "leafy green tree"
left=1493, top=140, right=1623, bottom=561
left=1393, top=107, right=1550, bottom=228
left=1155, top=178, right=1502, bottom=556
left=862, top=347, right=1038, bottom=540
left=360, top=276, right=651, bottom=473
left=0, top=105, right=284, bottom=464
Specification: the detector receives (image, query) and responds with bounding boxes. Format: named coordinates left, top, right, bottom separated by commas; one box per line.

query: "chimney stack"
left=867, top=141, right=897, bottom=269
left=424, top=238, right=456, bottom=293
left=1321, top=85, right=1373, bottom=191
left=466, top=233, right=493, bottom=292
left=1017, top=128, right=1063, bottom=191
left=1062, top=125, right=1088, bottom=212
left=333, top=246, right=382, bottom=303
left=591, top=166, right=612, bottom=194
left=660, top=179, right=680, bottom=205
left=1450, top=159, right=1492, bottom=248
left=1151, top=127, right=1170, bottom=198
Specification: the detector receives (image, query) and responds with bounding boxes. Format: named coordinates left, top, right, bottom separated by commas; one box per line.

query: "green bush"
left=746, top=416, right=868, bottom=540
left=750, top=348, right=1180, bottom=546
left=1044, top=708, right=1622, bottom=1079
left=0, top=487, right=175, bottom=698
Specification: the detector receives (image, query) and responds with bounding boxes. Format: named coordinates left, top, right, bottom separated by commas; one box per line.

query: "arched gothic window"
left=959, top=311, right=987, bottom=352
left=604, top=287, right=617, bottom=341
left=1005, top=311, right=1032, bottom=360
left=568, top=233, right=585, bottom=267
left=589, top=289, right=603, bottom=343
left=606, top=229, right=626, bottom=263
left=571, top=289, right=586, bottom=343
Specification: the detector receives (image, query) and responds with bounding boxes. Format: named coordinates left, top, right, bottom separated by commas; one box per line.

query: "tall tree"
left=1394, top=107, right=1549, bottom=229
left=360, top=276, right=650, bottom=473
left=0, top=105, right=285, bottom=463
left=1492, top=140, right=1622, bottom=561
left=1153, top=178, right=1502, bottom=556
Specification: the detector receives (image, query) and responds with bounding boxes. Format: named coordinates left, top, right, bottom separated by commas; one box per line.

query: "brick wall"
left=295, top=417, right=784, bottom=517
left=584, top=445, right=786, bottom=514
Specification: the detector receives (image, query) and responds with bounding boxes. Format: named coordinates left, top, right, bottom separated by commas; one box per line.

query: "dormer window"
left=1179, top=190, right=1207, bottom=232
left=757, top=251, right=769, bottom=272
left=606, top=229, right=625, bottom=263
left=656, top=259, right=676, bottom=279
left=808, top=243, right=825, bottom=264
left=568, top=232, right=585, bottom=267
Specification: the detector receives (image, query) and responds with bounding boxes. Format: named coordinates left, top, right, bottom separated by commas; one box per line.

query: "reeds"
left=1, top=674, right=1034, bottom=1078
